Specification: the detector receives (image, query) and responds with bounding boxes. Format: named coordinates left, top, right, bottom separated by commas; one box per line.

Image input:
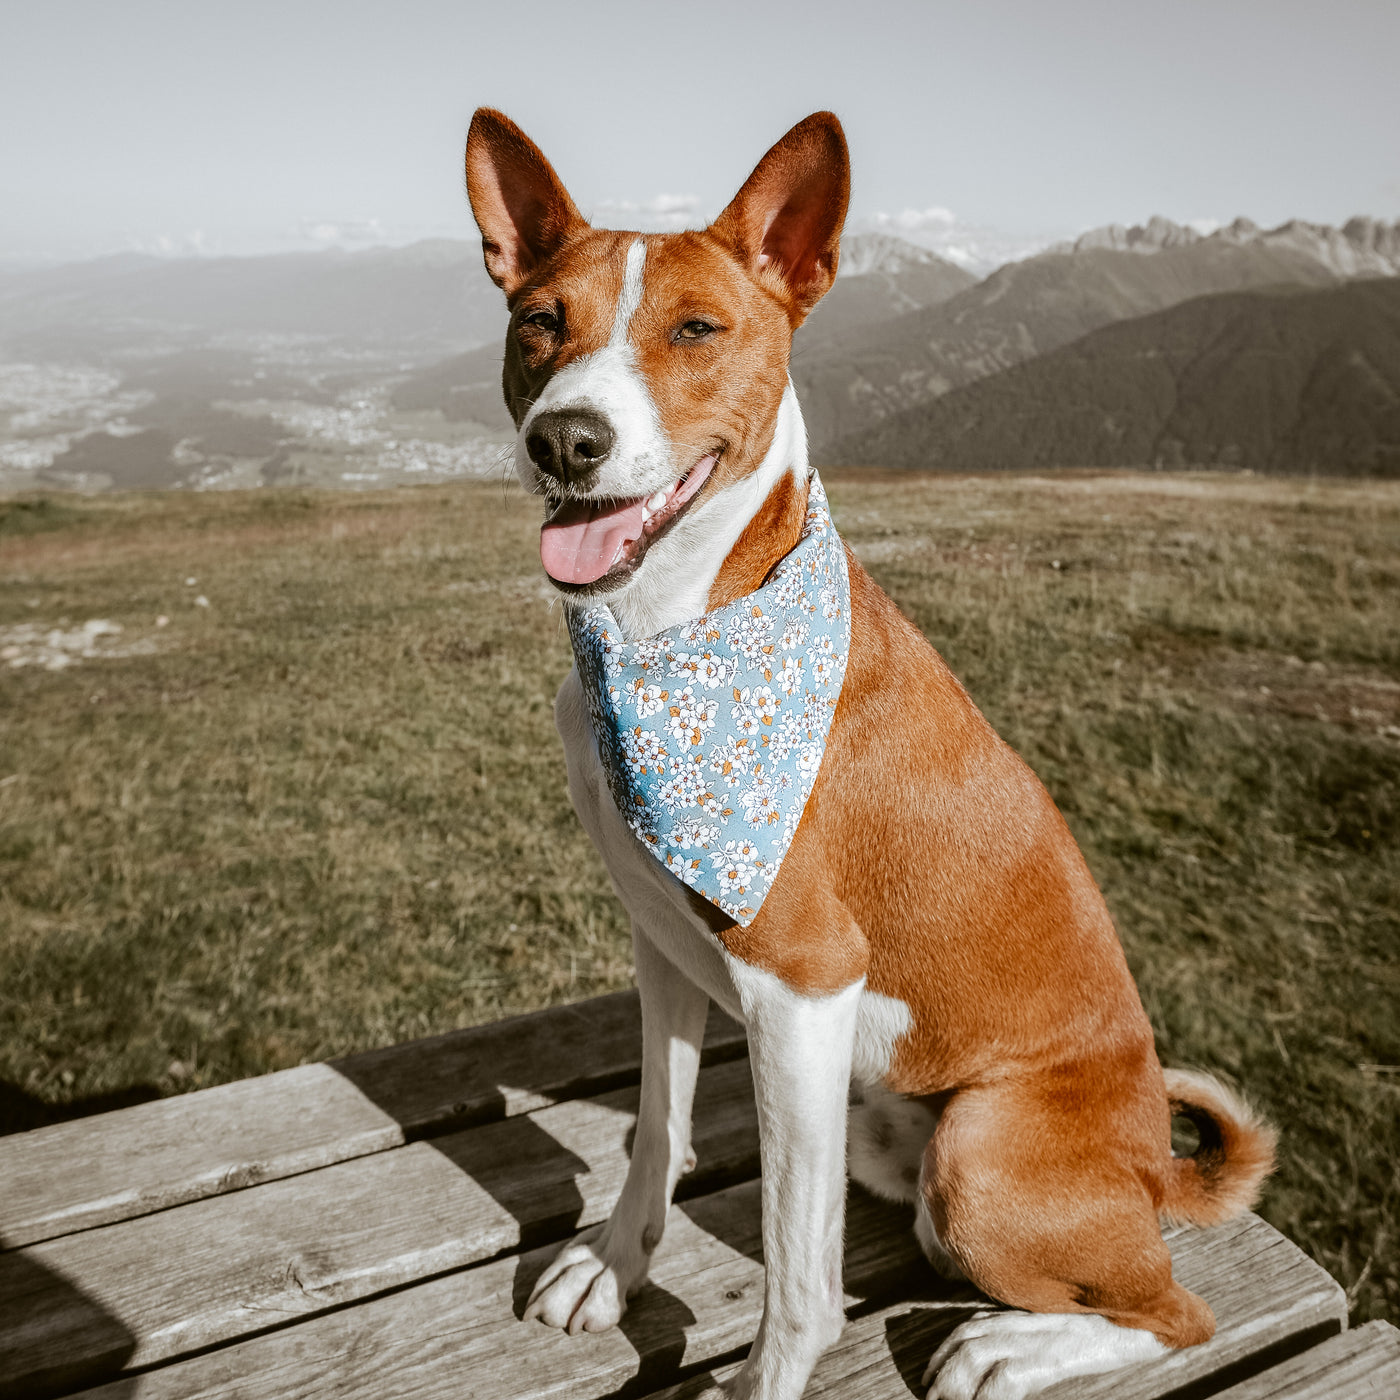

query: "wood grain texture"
left=66, top=1181, right=922, bottom=1400
left=1048, top=1214, right=1348, bottom=1400
left=643, top=1214, right=1349, bottom=1400
left=1210, top=1320, right=1400, bottom=1399
left=0, top=993, right=746, bottom=1249
left=1, top=1059, right=760, bottom=1398
left=3, top=983, right=1360, bottom=1400
left=640, top=1292, right=984, bottom=1400
left=62, top=1205, right=1346, bottom=1400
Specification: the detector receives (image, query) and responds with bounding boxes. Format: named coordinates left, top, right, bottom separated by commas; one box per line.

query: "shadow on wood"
left=0, top=1241, right=136, bottom=1400
left=0, top=1081, right=161, bottom=1139
left=327, top=1002, right=772, bottom=1398
left=882, top=1304, right=974, bottom=1397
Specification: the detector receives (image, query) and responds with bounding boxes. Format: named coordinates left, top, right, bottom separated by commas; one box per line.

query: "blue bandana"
left=567, top=472, right=850, bottom=926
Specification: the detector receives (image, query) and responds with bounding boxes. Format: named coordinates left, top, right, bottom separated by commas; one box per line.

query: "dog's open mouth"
left=539, top=453, right=718, bottom=589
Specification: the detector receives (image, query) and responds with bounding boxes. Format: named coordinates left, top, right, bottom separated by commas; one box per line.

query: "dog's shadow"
left=507, top=1254, right=701, bottom=1400
left=333, top=1015, right=971, bottom=1399
left=330, top=1007, right=762, bottom=1396
left=882, top=1301, right=985, bottom=1397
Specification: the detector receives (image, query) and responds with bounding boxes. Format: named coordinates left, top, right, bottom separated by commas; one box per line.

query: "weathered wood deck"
left=2, top=992, right=1396, bottom=1399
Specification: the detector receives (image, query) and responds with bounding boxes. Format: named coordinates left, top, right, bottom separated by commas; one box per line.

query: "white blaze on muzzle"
left=515, top=238, right=672, bottom=504
left=526, top=236, right=725, bottom=589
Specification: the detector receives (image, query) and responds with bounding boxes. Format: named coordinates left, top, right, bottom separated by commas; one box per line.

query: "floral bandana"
left=567, top=471, right=850, bottom=926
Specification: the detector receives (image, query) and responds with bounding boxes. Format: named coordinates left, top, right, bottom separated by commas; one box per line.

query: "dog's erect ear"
left=465, top=108, right=586, bottom=298
left=709, top=112, right=850, bottom=325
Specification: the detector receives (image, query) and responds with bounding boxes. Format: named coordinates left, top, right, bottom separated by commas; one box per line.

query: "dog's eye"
left=675, top=320, right=717, bottom=342
left=522, top=309, right=561, bottom=333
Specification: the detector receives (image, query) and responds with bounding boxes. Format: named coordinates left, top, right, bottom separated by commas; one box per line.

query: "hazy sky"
left=2, top=0, right=1398, bottom=263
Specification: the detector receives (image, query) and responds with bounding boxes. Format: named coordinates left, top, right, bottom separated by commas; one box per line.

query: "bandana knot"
left=567, top=472, right=850, bottom=925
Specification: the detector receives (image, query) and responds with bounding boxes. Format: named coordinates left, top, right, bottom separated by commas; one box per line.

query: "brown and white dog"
left=464, top=109, right=1275, bottom=1400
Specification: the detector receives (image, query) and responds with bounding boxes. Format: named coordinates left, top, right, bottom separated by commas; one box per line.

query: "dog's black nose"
left=525, top=409, right=614, bottom=486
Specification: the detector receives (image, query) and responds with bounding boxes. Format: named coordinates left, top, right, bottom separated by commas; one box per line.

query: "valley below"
left=3, top=214, right=1397, bottom=495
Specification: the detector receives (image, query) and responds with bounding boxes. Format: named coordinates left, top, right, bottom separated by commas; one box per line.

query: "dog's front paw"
left=524, top=1227, right=643, bottom=1336
left=923, top=1309, right=1167, bottom=1400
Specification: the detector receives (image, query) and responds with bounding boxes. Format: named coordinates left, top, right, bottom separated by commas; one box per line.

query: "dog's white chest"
left=555, top=665, right=913, bottom=1088
left=555, top=667, right=747, bottom=1021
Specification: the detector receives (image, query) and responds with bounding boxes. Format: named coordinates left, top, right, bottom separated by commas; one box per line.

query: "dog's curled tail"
left=1160, top=1069, right=1277, bottom=1227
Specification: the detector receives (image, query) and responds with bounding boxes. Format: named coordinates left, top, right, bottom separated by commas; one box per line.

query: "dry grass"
left=1, top=469, right=1397, bottom=1325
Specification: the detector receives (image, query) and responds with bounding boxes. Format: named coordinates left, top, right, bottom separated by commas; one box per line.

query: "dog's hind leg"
left=921, top=1079, right=1212, bottom=1400
left=525, top=923, right=709, bottom=1334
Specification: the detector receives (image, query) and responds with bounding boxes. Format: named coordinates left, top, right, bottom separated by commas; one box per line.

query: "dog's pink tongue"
left=541, top=496, right=645, bottom=584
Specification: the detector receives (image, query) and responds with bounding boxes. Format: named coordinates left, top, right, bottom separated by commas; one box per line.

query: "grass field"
left=2, top=469, right=1397, bottom=1326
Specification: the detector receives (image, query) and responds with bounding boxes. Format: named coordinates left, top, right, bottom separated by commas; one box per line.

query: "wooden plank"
left=0, top=993, right=746, bottom=1249
left=641, top=1294, right=994, bottom=1400
left=331, top=994, right=747, bottom=1129
left=1, top=1058, right=760, bottom=1398
left=64, top=1206, right=1343, bottom=1400
left=642, top=1214, right=1348, bottom=1400
left=1054, top=1214, right=1347, bottom=1400
left=1210, top=1320, right=1400, bottom=1399
left=67, top=1181, right=922, bottom=1400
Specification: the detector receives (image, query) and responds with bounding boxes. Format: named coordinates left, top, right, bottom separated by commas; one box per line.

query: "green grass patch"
left=1, top=469, right=1397, bottom=1325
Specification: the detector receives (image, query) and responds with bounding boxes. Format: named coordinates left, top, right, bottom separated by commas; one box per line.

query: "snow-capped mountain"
left=836, top=232, right=967, bottom=278
left=1061, top=215, right=1400, bottom=278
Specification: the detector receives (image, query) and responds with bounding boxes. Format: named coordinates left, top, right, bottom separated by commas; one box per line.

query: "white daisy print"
left=710, top=838, right=767, bottom=893
left=667, top=816, right=719, bottom=850
left=664, top=686, right=718, bottom=746
left=710, top=852, right=761, bottom=895
left=662, top=851, right=702, bottom=885
left=697, top=651, right=738, bottom=688
left=621, top=726, right=668, bottom=776
left=774, top=570, right=805, bottom=608
left=730, top=687, right=762, bottom=737
left=679, top=616, right=722, bottom=648
left=740, top=774, right=784, bottom=828
left=778, top=616, right=809, bottom=651
left=801, top=690, right=829, bottom=730
left=632, top=682, right=668, bottom=717
left=696, top=788, right=732, bottom=819
left=669, top=649, right=737, bottom=689
left=658, top=756, right=706, bottom=813
left=709, top=733, right=757, bottom=785
left=725, top=607, right=774, bottom=663
left=769, top=710, right=805, bottom=761
left=750, top=685, right=779, bottom=723
left=630, top=637, right=666, bottom=672
left=601, top=641, right=627, bottom=680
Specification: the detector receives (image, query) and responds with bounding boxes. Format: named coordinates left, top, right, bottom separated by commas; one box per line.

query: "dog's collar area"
left=566, top=471, right=851, bottom=925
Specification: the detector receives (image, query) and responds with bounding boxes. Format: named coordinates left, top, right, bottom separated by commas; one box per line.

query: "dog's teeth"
left=646, top=490, right=669, bottom=513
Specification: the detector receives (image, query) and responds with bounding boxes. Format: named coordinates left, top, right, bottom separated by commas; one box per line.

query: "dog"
left=464, top=108, right=1276, bottom=1400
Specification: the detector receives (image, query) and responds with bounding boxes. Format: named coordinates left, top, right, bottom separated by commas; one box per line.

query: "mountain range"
left=0, top=240, right=504, bottom=356
left=835, top=278, right=1400, bottom=477
left=792, top=216, right=1400, bottom=458
left=1056, top=214, right=1400, bottom=278
left=2, top=215, right=1398, bottom=488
